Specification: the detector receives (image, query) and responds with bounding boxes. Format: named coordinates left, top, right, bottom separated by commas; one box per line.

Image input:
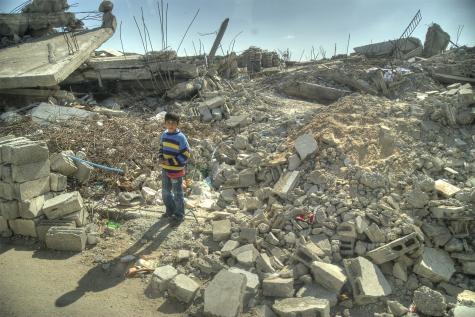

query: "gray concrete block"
left=168, top=274, right=200, bottom=304
left=294, top=133, right=318, bottom=160
left=231, top=244, right=259, bottom=268
left=36, top=219, right=76, bottom=241
left=8, top=218, right=38, bottom=237
left=45, top=226, right=86, bottom=252
left=0, top=199, right=19, bottom=220
left=296, top=283, right=338, bottom=307
left=149, top=265, right=178, bottom=297
left=273, top=171, right=300, bottom=198
left=229, top=267, right=259, bottom=306
left=366, top=232, right=422, bottom=264
left=204, top=269, right=247, bottom=317
left=0, top=138, right=49, bottom=165
left=343, top=256, right=392, bottom=305
left=50, top=152, right=78, bottom=176
left=0, top=159, right=50, bottom=183
left=221, top=240, right=240, bottom=257
left=18, top=194, right=45, bottom=219
left=238, top=169, right=256, bottom=187
left=292, top=242, right=325, bottom=268
left=0, top=215, right=13, bottom=237
left=288, top=154, right=301, bottom=171
left=311, top=261, right=347, bottom=293
left=256, top=252, right=275, bottom=273
left=50, top=173, right=67, bottom=191
left=42, top=191, right=84, bottom=219
left=0, top=176, right=50, bottom=200
left=61, top=207, right=88, bottom=226
left=413, top=247, right=455, bottom=282
left=240, top=227, right=257, bottom=244
left=198, top=104, right=213, bottom=122
left=273, top=297, right=330, bottom=317
left=262, top=277, right=294, bottom=298
left=212, top=219, right=231, bottom=241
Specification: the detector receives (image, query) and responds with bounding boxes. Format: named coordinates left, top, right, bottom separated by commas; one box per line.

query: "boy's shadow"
left=55, top=217, right=172, bottom=307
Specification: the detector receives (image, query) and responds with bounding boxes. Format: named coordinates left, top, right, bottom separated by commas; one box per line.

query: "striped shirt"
left=158, top=129, right=191, bottom=176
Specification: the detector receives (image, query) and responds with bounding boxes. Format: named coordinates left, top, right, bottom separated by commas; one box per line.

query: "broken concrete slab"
left=45, top=226, right=86, bottom=252
left=0, top=27, right=114, bottom=89
left=221, top=240, right=240, bottom=257
left=354, top=37, right=421, bottom=58
left=212, top=219, right=231, bottom=241
left=256, top=252, right=275, bottom=273
left=204, top=269, right=247, bottom=317
left=413, top=247, right=455, bottom=282
left=62, top=208, right=88, bottom=227
left=343, top=256, right=392, bottom=305
left=0, top=176, right=50, bottom=201
left=296, top=283, right=338, bottom=307
left=282, top=81, right=351, bottom=104
left=42, top=191, right=84, bottom=220
left=0, top=199, right=19, bottom=220
left=50, top=173, right=67, bottom=192
left=18, top=194, right=45, bottom=219
left=292, top=242, right=325, bottom=267
left=413, top=286, right=447, bottom=316
left=231, top=244, right=259, bottom=268
left=228, top=267, right=260, bottom=306
left=273, top=171, right=300, bottom=198
left=310, top=261, right=347, bottom=293
left=31, top=103, right=99, bottom=125
left=294, top=134, right=318, bottom=161
left=262, top=277, right=294, bottom=298
left=225, top=115, right=251, bottom=128
left=50, top=152, right=78, bottom=176
left=167, top=274, right=200, bottom=304
left=272, top=297, right=330, bottom=317
left=366, top=232, right=422, bottom=264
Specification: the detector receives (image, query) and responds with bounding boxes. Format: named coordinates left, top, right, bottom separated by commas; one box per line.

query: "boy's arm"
left=158, top=133, right=165, bottom=162
left=176, top=136, right=191, bottom=166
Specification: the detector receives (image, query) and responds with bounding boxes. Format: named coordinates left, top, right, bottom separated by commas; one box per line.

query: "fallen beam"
left=281, top=81, right=351, bottom=104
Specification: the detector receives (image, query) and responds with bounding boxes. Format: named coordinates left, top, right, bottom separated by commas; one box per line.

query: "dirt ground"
left=0, top=227, right=189, bottom=317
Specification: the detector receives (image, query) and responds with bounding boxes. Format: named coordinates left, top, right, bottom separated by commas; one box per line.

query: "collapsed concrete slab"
left=272, top=297, right=330, bottom=317
left=343, top=256, right=392, bottom=305
left=354, top=37, right=422, bottom=58
left=204, top=269, right=247, bottom=317
left=423, top=23, right=450, bottom=58
left=45, top=226, right=86, bottom=252
left=31, top=103, right=99, bottom=125
left=281, top=81, right=351, bottom=104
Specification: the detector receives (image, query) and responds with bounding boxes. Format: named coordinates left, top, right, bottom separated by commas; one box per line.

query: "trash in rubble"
left=106, top=220, right=121, bottom=230
left=295, top=213, right=315, bottom=224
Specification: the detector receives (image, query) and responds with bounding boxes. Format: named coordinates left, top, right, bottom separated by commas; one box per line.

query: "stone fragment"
left=359, top=171, right=386, bottom=189
left=149, top=265, right=178, bottom=297
left=225, top=115, right=250, bottom=128
left=50, top=152, right=78, bottom=176
left=42, top=191, right=84, bottom=220
left=366, top=232, right=421, bottom=264
left=296, top=283, right=338, bottom=307
left=387, top=301, right=408, bottom=316
left=413, top=247, right=455, bottom=282
left=36, top=219, right=76, bottom=241
left=204, top=269, right=247, bottom=317
left=0, top=159, right=50, bottom=183
left=405, top=188, right=429, bottom=208
left=294, top=134, right=318, bottom=160
left=212, top=219, right=231, bottom=241
left=8, top=218, right=38, bottom=237
left=198, top=104, right=213, bottom=122
left=168, top=274, right=200, bottom=304
left=364, top=223, right=386, bottom=243
left=421, top=223, right=451, bottom=246
left=273, top=171, right=300, bottom=198
left=141, top=186, right=157, bottom=203
left=292, top=242, right=325, bottom=267
left=238, top=169, right=256, bottom=187
left=311, top=261, right=347, bottom=292
left=231, top=244, right=259, bottom=267
left=50, top=173, right=67, bottom=191
left=272, top=297, right=330, bottom=317
left=262, top=277, right=294, bottom=298
left=228, top=267, right=259, bottom=305
left=392, top=262, right=407, bottom=281
left=0, top=176, right=50, bottom=200
left=62, top=208, right=88, bottom=227
left=251, top=305, right=277, bottom=317
left=434, top=179, right=461, bottom=198
left=240, top=227, right=258, bottom=244
left=256, top=252, right=275, bottom=273
left=73, top=160, right=93, bottom=184
left=462, top=262, right=475, bottom=275
left=219, top=188, right=236, bottom=203
left=18, top=195, right=45, bottom=219
left=430, top=205, right=467, bottom=219
left=413, top=286, right=447, bottom=316
left=287, top=154, right=301, bottom=171
left=221, top=240, right=240, bottom=257
left=343, top=256, right=392, bottom=305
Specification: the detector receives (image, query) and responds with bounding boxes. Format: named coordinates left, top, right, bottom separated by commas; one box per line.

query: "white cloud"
left=283, top=35, right=295, bottom=40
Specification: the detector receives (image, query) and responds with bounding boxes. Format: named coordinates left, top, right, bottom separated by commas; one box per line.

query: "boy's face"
left=165, top=120, right=178, bottom=132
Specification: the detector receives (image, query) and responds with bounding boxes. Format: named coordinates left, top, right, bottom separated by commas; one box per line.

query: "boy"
left=158, top=112, right=191, bottom=226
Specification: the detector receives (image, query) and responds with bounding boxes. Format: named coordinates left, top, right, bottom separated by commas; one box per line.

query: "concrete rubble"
left=0, top=5, right=474, bottom=317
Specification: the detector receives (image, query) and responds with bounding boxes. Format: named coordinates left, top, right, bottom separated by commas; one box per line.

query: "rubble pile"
left=0, top=136, right=94, bottom=251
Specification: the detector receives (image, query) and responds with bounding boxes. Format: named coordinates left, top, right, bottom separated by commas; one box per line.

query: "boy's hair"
left=165, top=112, right=180, bottom=124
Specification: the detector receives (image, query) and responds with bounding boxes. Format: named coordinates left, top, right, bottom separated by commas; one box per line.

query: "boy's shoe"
left=169, top=216, right=184, bottom=227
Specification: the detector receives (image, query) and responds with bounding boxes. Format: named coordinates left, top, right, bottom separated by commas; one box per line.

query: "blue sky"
left=1, top=0, right=474, bottom=60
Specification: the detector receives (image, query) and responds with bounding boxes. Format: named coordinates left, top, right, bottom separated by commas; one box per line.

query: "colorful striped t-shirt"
left=158, top=129, right=191, bottom=177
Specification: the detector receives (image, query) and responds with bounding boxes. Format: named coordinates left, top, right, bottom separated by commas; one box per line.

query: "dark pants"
left=162, top=170, right=184, bottom=219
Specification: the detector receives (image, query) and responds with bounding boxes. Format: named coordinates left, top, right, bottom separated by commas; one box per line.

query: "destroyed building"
left=0, top=1, right=474, bottom=317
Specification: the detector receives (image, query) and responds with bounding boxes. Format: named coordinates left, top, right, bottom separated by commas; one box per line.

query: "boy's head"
left=164, top=112, right=180, bottom=132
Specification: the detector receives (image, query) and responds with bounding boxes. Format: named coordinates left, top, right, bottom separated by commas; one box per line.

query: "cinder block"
left=45, top=227, right=86, bottom=252
left=311, top=261, right=347, bottom=293
left=0, top=160, right=50, bottom=183
left=149, top=265, right=178, bottom=298
left=167, top=274, right=200, bottom=304
left=50, top=173, right=67, bottom=192
left=42, top=191, right=83, bottom=219
left=36, top=219, right=76, bottom=241
left=343, top=256, right=392, bottom=305
left=366, top=232, right=422, bottom=264
left=61, top=208, right=88, bottom=226
left=18, top=195, right=45, bottom=219
left=0, top=138, right=49, bottom=165
left=8, top=218, right=39, bottom=237
left=0, top=176, right=50, bottom=200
